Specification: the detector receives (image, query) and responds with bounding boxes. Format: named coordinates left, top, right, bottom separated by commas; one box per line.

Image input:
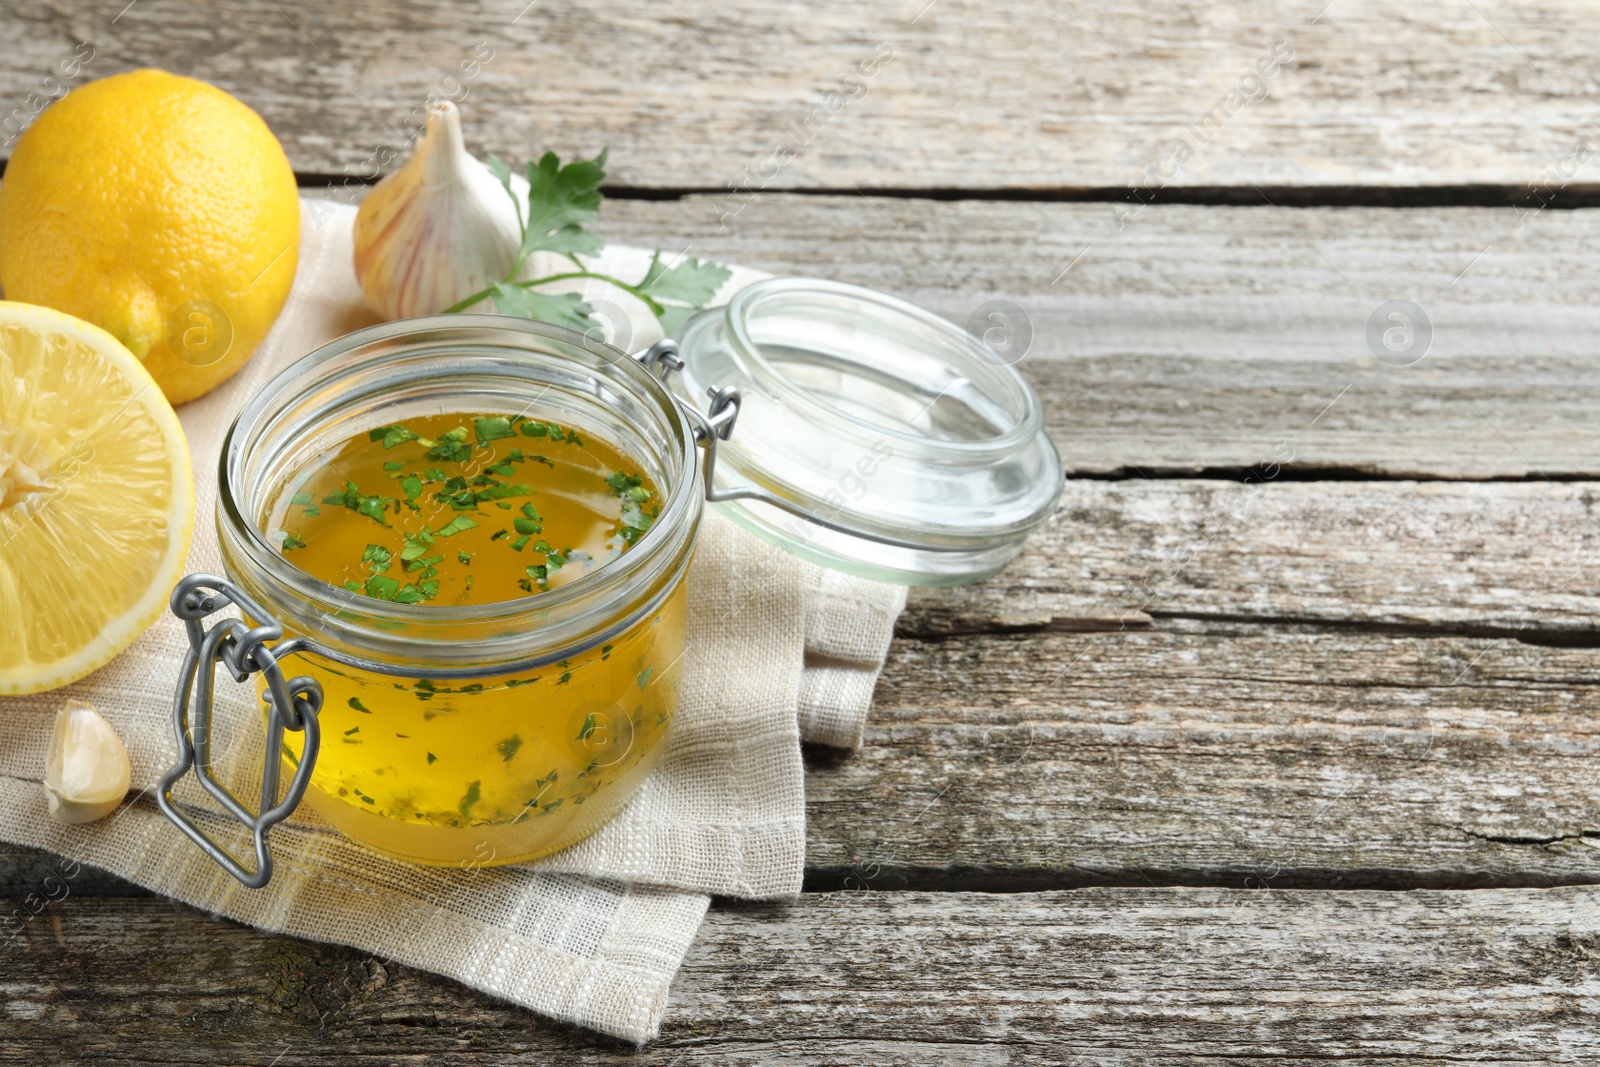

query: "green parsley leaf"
left=400, top=530, right=435, bottom=561
left=520, top=148, right=608, bottom=262
left=637, top=249, right=732, bottom=307
left=605, top=471, right=642, bottom=495
left=364, top=574, right=400, bottom=600
left=496, top=735, right=523, bottom=762
left=490, top=284, right=595, bottom=332
left=348, top=697, right=371, bottom=713
left=356, top=497, right=387, bottom=524
left=475, top=481, right=532, bottom=503
left=370, top=424, right=419, bottom=449
left=474, top=416, right=515, bottom=445
left=459, top=780, right=481, bottom=819
left=619, top=499, right=653, bottom=545
left=362, top=544, right=394, bottom=572
left=426, top=426, right=473, bottom=463
left=434, top=515, right=478, bottom=538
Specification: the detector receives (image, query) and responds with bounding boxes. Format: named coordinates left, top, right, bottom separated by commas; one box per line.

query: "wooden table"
left=6, top=2, right=1600, bottom=1061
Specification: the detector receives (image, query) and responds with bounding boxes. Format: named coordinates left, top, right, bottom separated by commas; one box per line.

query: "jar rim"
left=722, top=277, right=1044, bottom=459
left=217, top=315, right=702, bottom=664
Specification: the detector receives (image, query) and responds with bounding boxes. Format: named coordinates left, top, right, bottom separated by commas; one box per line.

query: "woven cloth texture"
left=0, top=198, right=906, bottom=1042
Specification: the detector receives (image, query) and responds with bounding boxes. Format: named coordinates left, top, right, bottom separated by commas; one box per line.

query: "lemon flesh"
left=0, top=302, right=194, bottom=694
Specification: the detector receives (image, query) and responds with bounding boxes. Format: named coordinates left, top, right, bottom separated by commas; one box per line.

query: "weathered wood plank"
left=5, top=1, right=1600, bottom=190
left=1, top=887, right=1596, bottom=1063
left=810, top=620, right=1600, bottom=890
left=905, top=479, right=1600, bottom=636
left=598, top=195, right=1600, bottom=479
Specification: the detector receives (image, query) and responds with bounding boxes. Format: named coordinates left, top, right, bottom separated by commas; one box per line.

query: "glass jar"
left=673, top=278, right=1062, bottom=585
left=158, top=279, right=1063, bottom=889
left=161, top=318, right=706, bottom=883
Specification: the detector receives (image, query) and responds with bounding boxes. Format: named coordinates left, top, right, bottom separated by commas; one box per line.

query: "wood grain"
left=810, top=619, right=1600, bottom=891
left=597, top=194, right=1600, bottom=479
left=5, top=1, right=1600, bottom=190
left=1, top=887, right=1597, bottom=1064
left=907, top=479, right=1600, bottom=637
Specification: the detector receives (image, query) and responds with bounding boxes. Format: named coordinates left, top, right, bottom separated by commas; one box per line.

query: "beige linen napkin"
left=0, top=200, right=906, bottom=1042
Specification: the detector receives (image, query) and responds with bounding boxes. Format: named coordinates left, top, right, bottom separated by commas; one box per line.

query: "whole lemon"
left=0, top=69, right=299, bottom=405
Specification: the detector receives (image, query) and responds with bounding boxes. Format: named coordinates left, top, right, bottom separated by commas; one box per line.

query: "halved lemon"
left=0, top=301, right=194, bottom=694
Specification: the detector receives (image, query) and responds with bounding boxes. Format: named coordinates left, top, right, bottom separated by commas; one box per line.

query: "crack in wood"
left=800, top=866, right=1600, bottom=893
left=1066, top=466, right=1600, bottom=483
left=1146, top=611, right=1600, bottom=648
left=288, top=174, right=1600, bottom=210
left=1454, top=826, right=1600, bottom=849
left=896, top=609, right=1600, bottom=648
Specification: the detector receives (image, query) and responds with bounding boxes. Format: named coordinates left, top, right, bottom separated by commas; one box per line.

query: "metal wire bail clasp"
left=157, top=574, right=323, bottom=888
left=636, top=339, right=743, bottom=502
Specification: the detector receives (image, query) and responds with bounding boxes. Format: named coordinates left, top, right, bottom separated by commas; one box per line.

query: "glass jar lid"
left=672, top=278, right=1063, bottom=586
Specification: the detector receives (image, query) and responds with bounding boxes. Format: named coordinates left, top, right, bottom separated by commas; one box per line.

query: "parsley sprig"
left=440, top=149, right=731, bottom=338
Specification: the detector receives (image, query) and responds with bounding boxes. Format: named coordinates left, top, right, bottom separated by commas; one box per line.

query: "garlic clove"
left=353, top=99, right=530, bottom=321
left=44, top=699, right=131, bottom=824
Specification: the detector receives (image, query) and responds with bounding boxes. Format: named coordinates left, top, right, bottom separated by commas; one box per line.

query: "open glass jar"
left=159, top=280, right=1063, bottom=888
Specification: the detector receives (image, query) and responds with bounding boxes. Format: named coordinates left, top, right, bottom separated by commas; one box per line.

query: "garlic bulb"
left=353, top=99, right=532, bottom=320
left=44, top=699, right=131, bottom=824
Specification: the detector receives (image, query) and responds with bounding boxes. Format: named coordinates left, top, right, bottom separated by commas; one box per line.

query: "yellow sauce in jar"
left=260, top=411, right=683, bottom=865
